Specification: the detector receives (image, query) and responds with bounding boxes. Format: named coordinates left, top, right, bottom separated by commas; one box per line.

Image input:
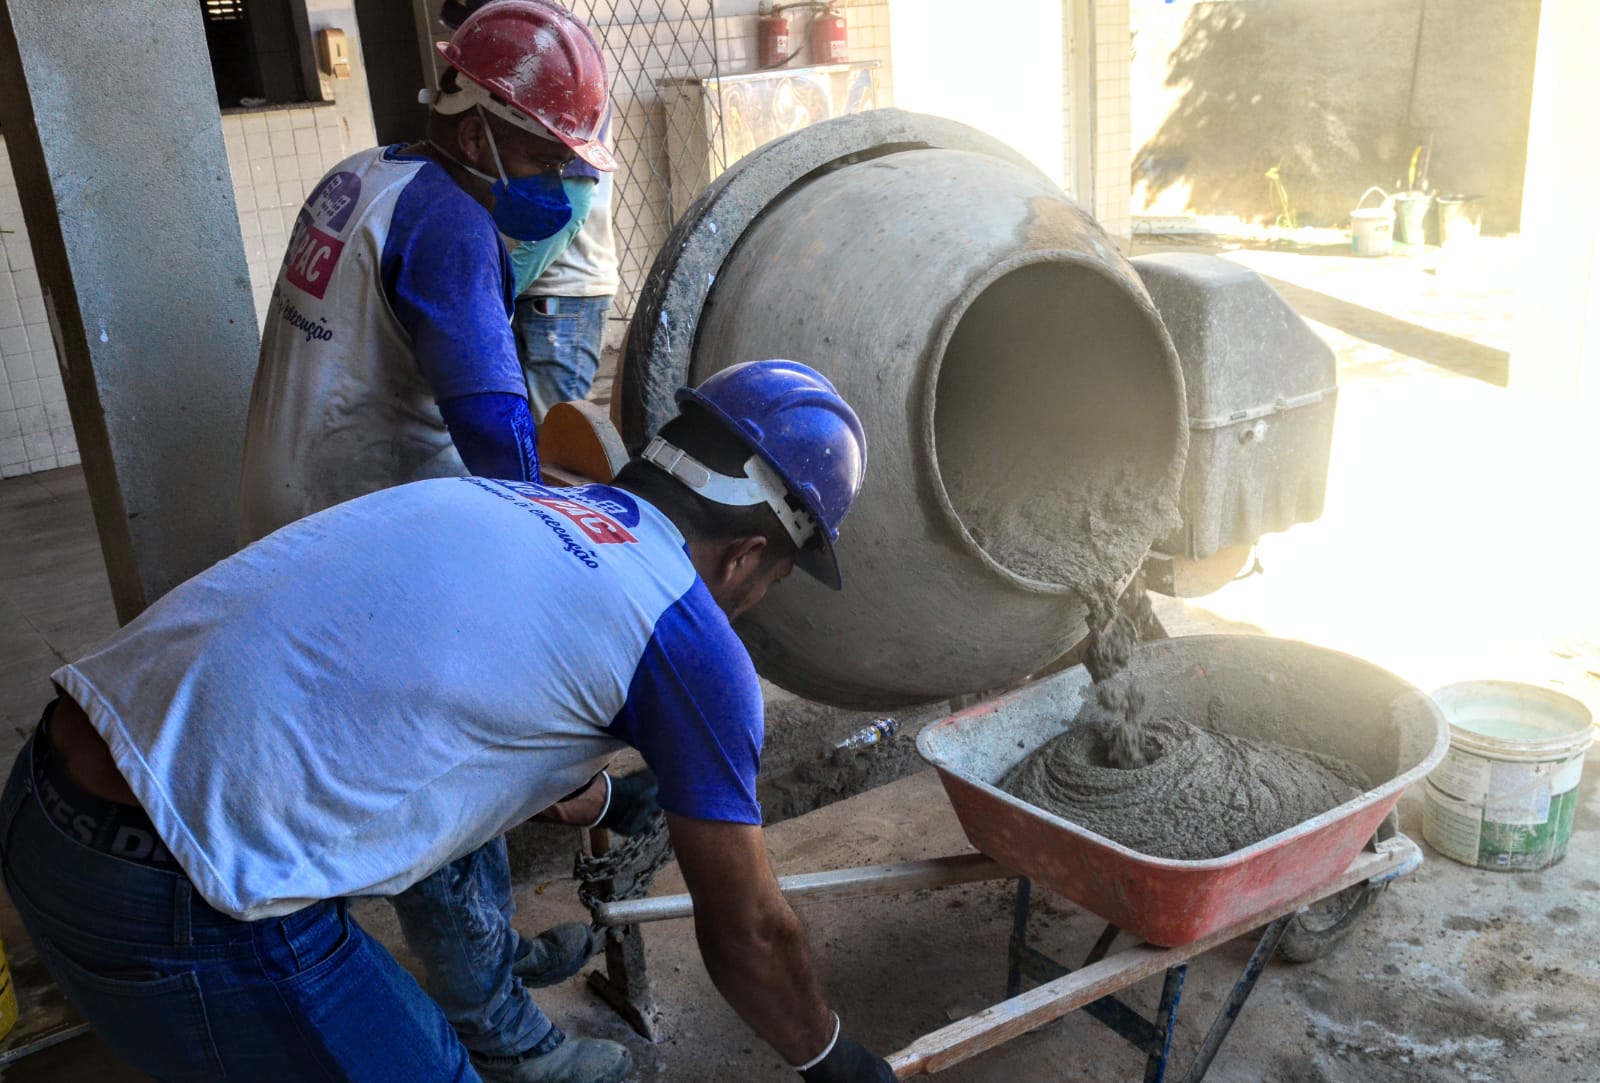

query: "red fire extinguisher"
left=759, top=2, right=791, bottom=69
left=810, top=2, right=848, bottom=65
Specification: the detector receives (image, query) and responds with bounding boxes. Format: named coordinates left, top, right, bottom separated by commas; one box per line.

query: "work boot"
left=473, top=1036, right=632, bottom=1083
left=510, top=923, right=599, bottom=988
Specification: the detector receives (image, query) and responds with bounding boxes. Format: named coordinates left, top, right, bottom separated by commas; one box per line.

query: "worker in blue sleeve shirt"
left=234, top=3, right=652, bottom=1077
left=6, top=362, right=892, bottom=1083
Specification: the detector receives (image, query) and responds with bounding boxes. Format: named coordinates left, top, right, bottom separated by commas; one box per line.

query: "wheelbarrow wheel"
left=1276, top=809, right=1400, bottom=963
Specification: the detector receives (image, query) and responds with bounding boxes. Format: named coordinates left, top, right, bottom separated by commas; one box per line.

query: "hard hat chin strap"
left=642, top=436, right=817, bottom=551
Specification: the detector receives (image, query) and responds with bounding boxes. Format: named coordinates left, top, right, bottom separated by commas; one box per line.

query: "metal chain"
left=574, top=813, right=675, bottom=924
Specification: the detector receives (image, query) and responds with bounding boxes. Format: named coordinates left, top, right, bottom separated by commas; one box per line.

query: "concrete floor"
left=2, top=232, right=1598, bottom=1080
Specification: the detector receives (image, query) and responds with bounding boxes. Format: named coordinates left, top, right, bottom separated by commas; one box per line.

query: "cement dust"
left=1001, top=582, right=1369, bottom=860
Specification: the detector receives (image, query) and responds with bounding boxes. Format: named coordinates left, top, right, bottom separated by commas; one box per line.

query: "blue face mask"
left=509, top=177, right=597, bottom=295
left=439, top=107, right=574, bottom=243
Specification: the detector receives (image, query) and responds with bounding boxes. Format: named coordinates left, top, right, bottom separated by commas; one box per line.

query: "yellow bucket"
left=0, top=930, right=17, bottom=1041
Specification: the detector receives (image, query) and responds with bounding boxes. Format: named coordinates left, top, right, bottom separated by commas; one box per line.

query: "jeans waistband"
left=33, top=700, right=176, bottom=870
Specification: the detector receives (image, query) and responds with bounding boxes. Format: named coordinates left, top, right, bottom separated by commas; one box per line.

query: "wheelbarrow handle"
left=592, top=852, right=1010, bottom=926
left=1368, top=831, right=1423, bottom=885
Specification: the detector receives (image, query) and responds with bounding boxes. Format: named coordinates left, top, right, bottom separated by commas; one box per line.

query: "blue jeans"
left=513, top=294, right=611, bottom=420
left=391, top=837, right=555, bottom=1060
left=0, top=734, right=479, bottom=1082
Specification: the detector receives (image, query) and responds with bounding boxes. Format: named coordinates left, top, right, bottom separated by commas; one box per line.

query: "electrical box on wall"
left=318, top=28, right=352, bottom=79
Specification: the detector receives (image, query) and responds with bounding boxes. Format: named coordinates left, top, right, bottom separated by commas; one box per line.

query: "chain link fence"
left=562, top=0, right=727, bottom=320
left=423, top=1, right=728, bottom=320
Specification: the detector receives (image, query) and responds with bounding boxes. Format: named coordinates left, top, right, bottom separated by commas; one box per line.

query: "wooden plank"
left=595, top=853, right=1010, bottom=926
left=888, top=846, right=1404, bottom=1078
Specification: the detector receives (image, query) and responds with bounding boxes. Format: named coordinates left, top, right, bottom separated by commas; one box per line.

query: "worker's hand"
left=799, top=1033, right=895, bottom=1082
left=532, top=773, right=609, bottom=827
left=597, top=769, right=660, bottom=835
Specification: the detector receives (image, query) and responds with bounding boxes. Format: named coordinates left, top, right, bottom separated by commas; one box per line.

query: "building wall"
left=0, top=160, right=65, bottom=478
left=0, top=2, right=376, bottom=479
left=1093, top=0, right=1132, bottom=238
left=1130, top=0, right=1539, bottom=231
left=430, top=0, right=896, bottom=319
left=1511, top=0, right=1600, bottom=400
left=5, top=2, right=901, bottom=477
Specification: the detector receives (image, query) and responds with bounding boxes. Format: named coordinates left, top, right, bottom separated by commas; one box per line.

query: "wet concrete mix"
left=1001, top=586, right=1370, bottom=860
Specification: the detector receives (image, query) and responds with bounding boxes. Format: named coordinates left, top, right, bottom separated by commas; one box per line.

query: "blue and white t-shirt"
left=55, top=478, right=763, bottom=921
left=237, top=146, right=526, bottom=544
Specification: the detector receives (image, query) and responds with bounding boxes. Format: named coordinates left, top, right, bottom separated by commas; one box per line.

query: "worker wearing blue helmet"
left=0, top=361, right=894, bottom=1083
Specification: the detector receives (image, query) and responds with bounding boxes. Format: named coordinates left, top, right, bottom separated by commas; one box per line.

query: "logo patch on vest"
left=284, top=171, right=360, bottom=299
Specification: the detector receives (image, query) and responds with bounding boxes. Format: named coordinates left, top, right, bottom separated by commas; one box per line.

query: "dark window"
left=199, top=0, right=322, bottom=108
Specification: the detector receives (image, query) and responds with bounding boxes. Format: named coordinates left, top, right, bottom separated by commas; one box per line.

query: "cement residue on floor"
left=1001, top=716, right=1368, bottom=859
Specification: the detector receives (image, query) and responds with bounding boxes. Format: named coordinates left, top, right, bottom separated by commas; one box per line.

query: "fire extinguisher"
left=810, top=2, right=848, bottom=65
left=759, top=2, right=791, bottom=69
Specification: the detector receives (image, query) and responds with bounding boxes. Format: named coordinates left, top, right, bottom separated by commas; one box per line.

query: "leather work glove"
left=596, top=769, right=660, bottom=836
left=799, top=1033, right=895, bottom=1082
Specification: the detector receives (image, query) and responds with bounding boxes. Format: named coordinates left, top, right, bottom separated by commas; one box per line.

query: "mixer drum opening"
left=933, top=260, right=1184, bottom=591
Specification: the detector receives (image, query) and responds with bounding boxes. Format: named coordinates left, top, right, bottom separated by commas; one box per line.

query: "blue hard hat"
left=676, top=360, right=867, bottom=590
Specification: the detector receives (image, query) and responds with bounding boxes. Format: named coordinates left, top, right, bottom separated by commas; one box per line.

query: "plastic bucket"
left=1393, top=192, right=1432, bottom=245
left=1350, top=187, right=1394, bottom=257
left=1436, top=194, right=1484, bottom=250
left=1422, top=681, right=1594, bottom=871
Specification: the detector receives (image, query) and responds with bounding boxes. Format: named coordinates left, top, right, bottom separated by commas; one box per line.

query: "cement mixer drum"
left=619, top=110, right=1187, bottom=708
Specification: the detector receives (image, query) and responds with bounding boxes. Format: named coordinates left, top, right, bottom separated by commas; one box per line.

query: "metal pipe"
left=594, top=852, right=1009, bottom=926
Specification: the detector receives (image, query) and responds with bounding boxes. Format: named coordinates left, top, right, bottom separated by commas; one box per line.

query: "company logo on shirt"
left=526, top=495, right=637, bottom=545
left=284, top=171, right=360, bottom=300
left=568, top=485, right=642, bottom=529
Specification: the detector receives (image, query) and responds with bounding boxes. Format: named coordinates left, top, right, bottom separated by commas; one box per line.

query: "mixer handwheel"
left=1276, top=809, right=1400, bottom=963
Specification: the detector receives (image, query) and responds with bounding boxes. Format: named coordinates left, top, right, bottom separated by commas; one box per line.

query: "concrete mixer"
left=614, top=108, right=1336, bottom=711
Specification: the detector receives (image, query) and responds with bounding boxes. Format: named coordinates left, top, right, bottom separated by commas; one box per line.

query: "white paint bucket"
left=1350, top=187, right=1395, bottom=257
left=1422, top=681, right=1594, bottom=871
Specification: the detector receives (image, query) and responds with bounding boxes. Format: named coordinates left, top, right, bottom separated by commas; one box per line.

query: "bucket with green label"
left=1423, top=681, right=1593, bottom=871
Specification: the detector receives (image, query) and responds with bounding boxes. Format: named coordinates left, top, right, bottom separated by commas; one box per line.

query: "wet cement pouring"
left=1002, top=586, right=1369, bottom=860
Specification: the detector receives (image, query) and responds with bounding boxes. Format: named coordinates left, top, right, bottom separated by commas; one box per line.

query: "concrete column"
left=1510, top=0, right=1600, bottom=402
left=1065, top=0, right=1096, bottom=209
left=0, top=1, right=259, bottom=621
left=887, top=0, right=1067, bottom=187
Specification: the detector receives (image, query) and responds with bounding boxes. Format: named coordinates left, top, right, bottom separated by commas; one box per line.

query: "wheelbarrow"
left=596, top=635, right=1448, bottom=1079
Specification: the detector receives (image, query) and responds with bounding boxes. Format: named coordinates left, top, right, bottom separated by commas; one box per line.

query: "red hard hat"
left=436, top=0, right=616, bottom=172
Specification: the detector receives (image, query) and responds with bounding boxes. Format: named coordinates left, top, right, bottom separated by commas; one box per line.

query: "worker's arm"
left=436, top=391, right=540, bottom=482
left=667, top=814, right=894, bottom=1080
left=382, top=169, right=539, bottom=481
left=530, top=769, right=660, bottom=834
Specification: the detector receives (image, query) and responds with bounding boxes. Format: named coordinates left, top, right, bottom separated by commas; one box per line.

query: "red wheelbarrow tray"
left=916, top=634, right=1450, bottom=947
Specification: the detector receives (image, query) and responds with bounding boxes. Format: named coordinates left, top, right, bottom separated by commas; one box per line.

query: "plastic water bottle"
left=834, top=717, right=899, bottom=751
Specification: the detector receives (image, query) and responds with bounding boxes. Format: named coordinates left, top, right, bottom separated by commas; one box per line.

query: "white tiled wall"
left=0, top=145, right=74, bottom=478
left=0, top=10, right=375, bottom=478
left=1, top=3, right=900, bottom=477
left=222, top=104, right=369, bottom=322
left=1093, top=0, right=1132, bottom=239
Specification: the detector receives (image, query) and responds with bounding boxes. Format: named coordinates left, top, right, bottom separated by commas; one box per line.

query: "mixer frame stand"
left=1005, top=877, right=1291, bottom=1083
left=885, top=834, right=1419, bottom=1077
